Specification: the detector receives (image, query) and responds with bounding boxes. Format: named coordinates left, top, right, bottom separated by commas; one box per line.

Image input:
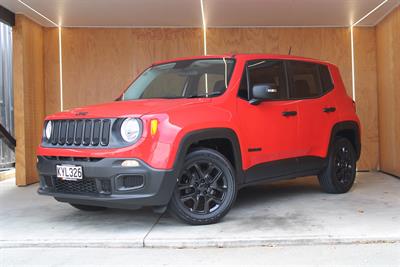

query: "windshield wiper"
left=187, top=91, right=223, bottom=98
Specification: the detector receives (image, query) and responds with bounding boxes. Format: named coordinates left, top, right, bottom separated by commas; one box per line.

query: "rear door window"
left=288, top=61, right=321, bottom=99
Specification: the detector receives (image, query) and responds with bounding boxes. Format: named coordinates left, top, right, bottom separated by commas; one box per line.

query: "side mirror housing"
left=250, top=83, right=279, bottom=105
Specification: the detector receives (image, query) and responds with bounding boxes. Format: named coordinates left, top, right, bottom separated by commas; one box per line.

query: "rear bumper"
left=37, top=156, right=177, bottom=209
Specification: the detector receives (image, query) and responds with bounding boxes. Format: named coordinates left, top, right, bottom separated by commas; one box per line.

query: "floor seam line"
left=142, top=212, right=163, bottom=247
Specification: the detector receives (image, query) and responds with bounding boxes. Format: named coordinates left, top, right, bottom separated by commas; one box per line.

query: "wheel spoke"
left=180, top=192, right=195, bottom=203
left=203, top=162, right=213, bottom=177
left=193, top=163, right=205, bottom=179
left=210, top=169, right=223, bottom=185
left=192, top=195, right=200, bottom=211
left=204, top=196, right=212, bottom=213
left=178, top=184, right=193, bottom=191
left=210, top=184, right=227, bottom=193
left=209, top=195, right=222, bottom=205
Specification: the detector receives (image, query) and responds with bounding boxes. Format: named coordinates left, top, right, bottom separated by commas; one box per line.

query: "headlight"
left=45, top=121, right=52, bottom=140
left=120, top=118, right=141, bottom=143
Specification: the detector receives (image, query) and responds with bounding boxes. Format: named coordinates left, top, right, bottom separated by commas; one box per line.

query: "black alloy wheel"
left=318, top=137, right=357, bottom=194
left=168, top=149, right=236, bottom=225
left=178, top=160, right=227, bottom=214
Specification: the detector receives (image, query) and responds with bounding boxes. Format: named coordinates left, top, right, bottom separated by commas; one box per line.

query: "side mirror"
left=250, top=83, right=279, bottom=105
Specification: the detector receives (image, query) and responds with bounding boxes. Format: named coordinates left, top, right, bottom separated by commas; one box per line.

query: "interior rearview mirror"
left=250, top=83, right=279, bottom=105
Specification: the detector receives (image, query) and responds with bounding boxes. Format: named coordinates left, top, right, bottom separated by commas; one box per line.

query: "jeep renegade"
left=37, top=54, right=361, bottom=225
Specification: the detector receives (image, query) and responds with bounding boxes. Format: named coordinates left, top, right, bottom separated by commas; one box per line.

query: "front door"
left=237, top=60, right=300, bottom=182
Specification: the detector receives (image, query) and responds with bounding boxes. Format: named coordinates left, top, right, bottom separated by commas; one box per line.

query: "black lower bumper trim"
left=37, top=156, right=177, bottom=208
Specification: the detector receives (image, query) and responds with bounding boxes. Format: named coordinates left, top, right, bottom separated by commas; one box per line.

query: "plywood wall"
left=207, top=28, right=353, bottom=96
left=353, top=28, right=379, bottom=171
left=59, top=28, right=203, bottom=110
left=376, top=6, right=400, bottom=177
left=43, top=28, right=60, bottom=116
left=13, top=15, right=45, bottom=185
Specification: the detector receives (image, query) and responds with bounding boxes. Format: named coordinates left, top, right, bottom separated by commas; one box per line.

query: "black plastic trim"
left=37, top=156, right=176, bottom=208
left=244, top=156, right=326, bottom=184
left=329, top=121, right=361, bottom=160
left=174, top=128, right=245, bottom=184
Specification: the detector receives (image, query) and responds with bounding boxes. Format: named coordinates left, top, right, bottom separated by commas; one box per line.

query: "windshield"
left=121, top=58, right=235, bottom=100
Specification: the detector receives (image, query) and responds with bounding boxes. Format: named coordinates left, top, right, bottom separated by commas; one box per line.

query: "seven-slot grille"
left=48, top=119, right=111, bottom=147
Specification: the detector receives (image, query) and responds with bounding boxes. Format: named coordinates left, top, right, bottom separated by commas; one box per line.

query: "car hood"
left=45, top=98, right=211, bottom=120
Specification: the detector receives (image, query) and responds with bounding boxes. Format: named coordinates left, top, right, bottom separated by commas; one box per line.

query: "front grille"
left=54, top=177, right=98, bottom=194
left=48, top=119, right=111, bottom=147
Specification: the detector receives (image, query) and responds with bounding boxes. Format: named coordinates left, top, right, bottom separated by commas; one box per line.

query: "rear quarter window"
left=319, top=64, right=334, bottom=93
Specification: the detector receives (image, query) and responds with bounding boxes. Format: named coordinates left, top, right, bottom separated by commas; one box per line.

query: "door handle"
left=282, top=111, right=297, bottom=117
left=323, top=107, right=336, bottom=113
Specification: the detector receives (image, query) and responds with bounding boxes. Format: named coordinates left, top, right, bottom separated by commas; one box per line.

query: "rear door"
left=287, top=61, right=338, bottom=163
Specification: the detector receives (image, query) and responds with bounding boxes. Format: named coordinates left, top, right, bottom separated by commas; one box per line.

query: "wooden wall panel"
left=353, top=27, right=379, bottom=170
left=61, top=28, right=202, bottom=110
left=13, top=15, right=45, bottom=185
left=376, top=6, right=400, bottom=177
left=207, top=28, right=353, bottom=96
left=43, top=28, right=61, bottom=115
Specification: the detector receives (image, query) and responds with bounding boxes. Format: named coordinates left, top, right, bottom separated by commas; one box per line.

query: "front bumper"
left=37, top=156, right=177, bottom=209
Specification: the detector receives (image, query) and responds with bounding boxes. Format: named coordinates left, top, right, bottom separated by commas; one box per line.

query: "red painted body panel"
left=37, top=54, right=360, bottom=172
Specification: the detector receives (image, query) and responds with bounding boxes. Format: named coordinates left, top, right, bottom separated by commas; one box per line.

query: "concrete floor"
left=0, top=172, right=399, bottom=248
left=2, top=244, right=399, bottom=266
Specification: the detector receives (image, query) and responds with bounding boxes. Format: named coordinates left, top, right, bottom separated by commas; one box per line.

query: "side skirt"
left=243, top=156, right=326, bottom=185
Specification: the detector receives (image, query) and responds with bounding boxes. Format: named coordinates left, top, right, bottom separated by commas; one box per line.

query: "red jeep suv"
left=37, top=54, right=361, bottom=225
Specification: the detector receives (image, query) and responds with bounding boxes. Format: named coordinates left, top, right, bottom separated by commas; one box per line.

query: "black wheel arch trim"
left=329, top=121, right=361, bottom=160
left=173, top=128, right=245, bottom=184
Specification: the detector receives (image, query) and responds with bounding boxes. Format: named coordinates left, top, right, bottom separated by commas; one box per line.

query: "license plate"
left=56, top=165, right=83, bottom=181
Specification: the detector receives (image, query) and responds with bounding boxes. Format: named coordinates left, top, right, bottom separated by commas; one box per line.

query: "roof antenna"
left=288, top=46, right=292, bottom=55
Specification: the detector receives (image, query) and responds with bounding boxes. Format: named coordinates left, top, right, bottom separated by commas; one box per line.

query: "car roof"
left=152, top=54, right=333, bottom=67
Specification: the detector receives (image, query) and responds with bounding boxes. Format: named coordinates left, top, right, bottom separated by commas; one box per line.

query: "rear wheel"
left=69, top=203, right=107, bottom=211
left=318, top=137, right=357, bottom=193
left=168, top=149, right=237, bottom=225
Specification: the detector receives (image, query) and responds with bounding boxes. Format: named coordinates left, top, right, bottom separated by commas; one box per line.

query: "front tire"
left=318, top=137, right=357, bottom=194
left=168, top=149, right=237, bottom=225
